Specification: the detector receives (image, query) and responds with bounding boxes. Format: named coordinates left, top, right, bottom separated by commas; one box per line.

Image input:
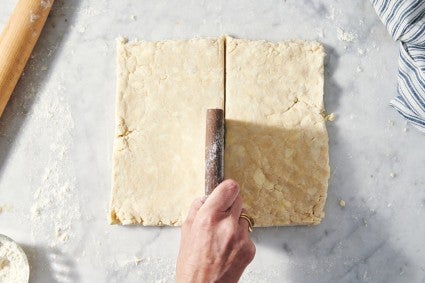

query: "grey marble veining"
left=0, top=0, right=424, bottom=282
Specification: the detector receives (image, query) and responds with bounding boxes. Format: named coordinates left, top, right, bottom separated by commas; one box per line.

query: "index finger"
left=183, top=196, right=206, bottom=227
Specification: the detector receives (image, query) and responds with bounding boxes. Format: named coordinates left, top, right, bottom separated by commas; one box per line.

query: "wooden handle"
left=0, top=0, right=54, bottom=117
left=205, top=109, right=225, bottom=196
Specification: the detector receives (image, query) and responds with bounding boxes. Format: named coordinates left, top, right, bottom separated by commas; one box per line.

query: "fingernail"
left=223, top=179, right=239, bottom=193
left=200, top=195, right=208, bottom=203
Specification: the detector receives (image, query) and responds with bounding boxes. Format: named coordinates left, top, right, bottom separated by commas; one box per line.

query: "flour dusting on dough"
left=205, top=124, right=224, bottom=180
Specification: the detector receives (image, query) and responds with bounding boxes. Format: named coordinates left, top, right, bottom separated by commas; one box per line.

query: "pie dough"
left=225, top=37, right=329, bottom=226
left=110, top=38, right=224, bottom=225
left=110, top=37, right=329, bottom=226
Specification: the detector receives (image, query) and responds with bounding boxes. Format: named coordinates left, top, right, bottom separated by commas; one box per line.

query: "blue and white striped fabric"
left=371, top=0, right=425, bottom=133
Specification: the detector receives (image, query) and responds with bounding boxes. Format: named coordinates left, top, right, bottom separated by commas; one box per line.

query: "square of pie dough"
left=110, top=38, right=224, bottom=225
left=225, top=38, right=329, bottom=226
left=225, top=37, right=329, bottom=226
left=110, top=36, right=329, bottom=227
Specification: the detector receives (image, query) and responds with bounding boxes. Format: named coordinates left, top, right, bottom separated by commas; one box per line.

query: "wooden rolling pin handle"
left=205, top=108, right=225, bottom=196
left=0, top=0, right=54, bottom=117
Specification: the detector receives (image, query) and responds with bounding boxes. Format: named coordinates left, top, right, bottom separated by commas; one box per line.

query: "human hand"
left=176, top=179, right=256, bottom=283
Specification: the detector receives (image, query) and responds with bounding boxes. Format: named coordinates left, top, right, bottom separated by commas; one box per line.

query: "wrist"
left=176, top=266, right=217, bottom=283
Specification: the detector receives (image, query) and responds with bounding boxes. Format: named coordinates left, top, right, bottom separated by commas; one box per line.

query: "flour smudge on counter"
left=23, top=81, right=82, bottom=282
left=29, top=84, right=81, bottom=251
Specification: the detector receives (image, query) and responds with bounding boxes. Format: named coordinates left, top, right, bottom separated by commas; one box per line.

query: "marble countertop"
left=1, top=0, right=424, bottom=282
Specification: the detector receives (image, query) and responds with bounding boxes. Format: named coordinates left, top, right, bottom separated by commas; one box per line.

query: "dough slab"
left=225, top=37, right=329, bottom=226
left=110, top=37, right=329, bottom=226
left=110, top=38, right=224, bottom=225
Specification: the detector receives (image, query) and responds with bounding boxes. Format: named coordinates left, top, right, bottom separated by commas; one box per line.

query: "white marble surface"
left=1, top=0, right=424, bottom=282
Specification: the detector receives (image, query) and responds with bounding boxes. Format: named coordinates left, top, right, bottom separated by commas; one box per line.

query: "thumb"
left=202, top=179, right=240, bottom=213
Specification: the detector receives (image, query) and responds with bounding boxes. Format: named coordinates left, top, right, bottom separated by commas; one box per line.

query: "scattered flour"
left=337, top=27, right=357, bottom=42
left=106, top=257, right=176, bottom=282
left=0, top=205, right=11, bottom=214
left=326, top=6, right=341, bottom=21
left=316, top=28, right=324, bottom=38
left=28, top=83, right=81, bottom=255
left=73, top=24, right=87, bottom=33
left=30, top=12, right=40, bottom=23
left=20, top=80, right=82, bottom=282
left=40, top=0, right=52, bottom=9
left=80, top=6, right=104, bottom=17
left=134, top=256, right=144, bottom=266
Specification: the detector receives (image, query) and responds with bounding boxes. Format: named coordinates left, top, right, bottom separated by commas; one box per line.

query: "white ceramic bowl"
left=0, top=234, right=29, bottom=283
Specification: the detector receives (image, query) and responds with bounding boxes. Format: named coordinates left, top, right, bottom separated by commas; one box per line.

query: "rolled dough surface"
left=110, top=38, right=224, bottom=225
left=110, top=36, right=329, bottom=227
left=225, top=37, right=329, bottom=226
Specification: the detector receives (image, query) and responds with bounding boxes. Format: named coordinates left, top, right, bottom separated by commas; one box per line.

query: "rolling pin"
left=0, top=0, right=54, bottom=117
left=205, top=108, right=225, bottom=196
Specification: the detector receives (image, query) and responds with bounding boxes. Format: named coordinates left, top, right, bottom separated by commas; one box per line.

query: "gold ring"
left=239, top=213, right=255, bottom=232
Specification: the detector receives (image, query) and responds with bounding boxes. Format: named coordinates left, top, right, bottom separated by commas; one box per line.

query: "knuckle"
left=243, top=241, right=256, bottom=262
left=199, top=212, right=217, bottom=228
left=227, top=221, right=238, bottom=234
left=224, top=226, right=237, bottom=242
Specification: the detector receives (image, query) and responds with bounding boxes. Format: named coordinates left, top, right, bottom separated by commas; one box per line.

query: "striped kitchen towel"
left=371, top=0, right=425, bottom=133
